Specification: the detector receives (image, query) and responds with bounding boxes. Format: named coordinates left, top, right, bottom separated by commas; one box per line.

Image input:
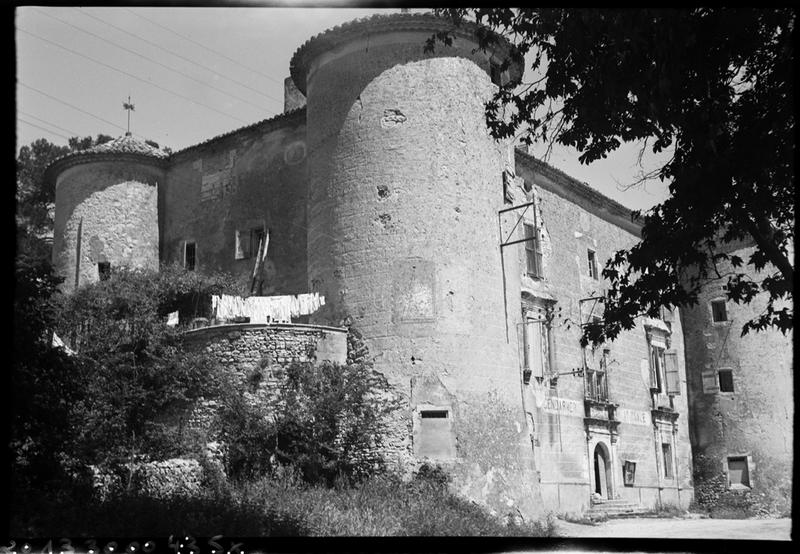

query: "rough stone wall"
left=182, top=323, right=348, bottom=383
left=514, top=155, right=694, bottom=514
left=681, top=245, right=793, bottom=513
left=162, top=111, right=308, bottom=296
left=90, top=458, right=203, bottom=501
left=303, top=32, right=543, bottom=519
left=52, top=161, right=162, bottom=292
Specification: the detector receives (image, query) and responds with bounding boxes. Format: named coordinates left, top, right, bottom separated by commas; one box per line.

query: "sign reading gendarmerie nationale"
left=616, top=407, right=651, bottom=426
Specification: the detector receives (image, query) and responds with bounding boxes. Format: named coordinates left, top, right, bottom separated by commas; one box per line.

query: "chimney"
left=284, top=76, right=306, bottom=113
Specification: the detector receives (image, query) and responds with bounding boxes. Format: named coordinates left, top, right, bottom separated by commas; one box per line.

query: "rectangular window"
left=523, top=317, right=550, bottom=381
left=523, top=223, right=543, bottom=278
left=98, top=262, right=111, bottom=281
left=718, top=369, right=734, bottom=392
left=184, top=241, right=196, bottom=271
left=416, top=408, right=455, bottom=460
left=623, top=460, right=636, bottom=486
left=662, top=443, right=674, bottom=479
left=711, top=299, right=728, bottom=322
left=587, top=249, right=598, bottom=279
left=664, top=350, right=681, bottom=396
left=649, top=343, right=666, bottom=392
left=727, top=456, right=750, bottom=488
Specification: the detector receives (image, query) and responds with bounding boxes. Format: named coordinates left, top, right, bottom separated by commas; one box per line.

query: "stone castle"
left=46, top=13, right=792, bottom=519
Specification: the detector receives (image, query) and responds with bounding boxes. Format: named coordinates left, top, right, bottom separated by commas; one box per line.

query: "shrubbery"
left=219, top=359, right=402, bottom=486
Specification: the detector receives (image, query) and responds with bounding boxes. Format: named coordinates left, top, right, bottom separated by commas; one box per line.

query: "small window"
left=711, top=299, right=727, bottom=322
left=98, top=262, right=111, bottom=281
left=623, top=460, right=636, bottom=487
left=727, top=456, right=750, bottom=488
left=587, top=249, right=598, bottom=280
left=662, top=443, right=673, bottom=479
left=490, top=61, right=503, bottom=86
left=718, top=369, right=734, bottom=393
left=184, top=241, right=196, bottom=271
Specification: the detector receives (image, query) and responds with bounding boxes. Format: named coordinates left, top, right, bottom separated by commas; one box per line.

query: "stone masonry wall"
left=515, top=153, right=694, bottom=514
left=302, top=30, right=544, bottom=520
left=52, top=160, right=162, bottom=292
left=163, top=111, right=308, bottom=296
left=681, top=245, right=793, bottom=514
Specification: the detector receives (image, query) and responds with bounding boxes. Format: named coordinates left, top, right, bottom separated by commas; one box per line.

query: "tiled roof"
left=78, top=133, right=170, bottom=159
left=45, top=133, right=169, bottom=183
left=290, top=12, right=523, bottom=94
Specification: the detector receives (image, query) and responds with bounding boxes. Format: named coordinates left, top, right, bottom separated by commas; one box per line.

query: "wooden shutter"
left=665, top=350, right=681, bottom=395
left=701, top=369, right=719, bottom=394
left=235, top=229, right=250, bottom=260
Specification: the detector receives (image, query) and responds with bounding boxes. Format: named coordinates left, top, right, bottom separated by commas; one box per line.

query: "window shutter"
left=701, top=369, right=719, bottom=394
left=529, top=320, right=544, bottom=379
left=665, top=350, right=681, bottom=395
left=235, top=230, right=250, bottom=260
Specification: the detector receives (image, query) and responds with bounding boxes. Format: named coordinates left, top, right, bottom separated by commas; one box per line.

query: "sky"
left=15, top=5, right=672, bottom=212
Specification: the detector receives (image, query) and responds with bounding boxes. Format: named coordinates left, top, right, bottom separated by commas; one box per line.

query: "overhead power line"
left=74, top=8, right=284, bottom=108
left=18, top=26, right=253, bottom=126
left=18, top=117, right=74, bottom=142
left=121, top=7, right=284, bottom=87
left=19, top=110, right=84, bottom=137
left=35, top=9, right=275, bottom=114
left=20, top=82, right=129, bottom=134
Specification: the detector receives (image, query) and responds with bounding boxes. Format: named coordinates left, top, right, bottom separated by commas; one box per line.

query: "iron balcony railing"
left=585, top=369, right=609, bottom=402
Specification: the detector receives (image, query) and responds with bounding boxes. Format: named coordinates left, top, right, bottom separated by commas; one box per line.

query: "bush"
left=219, top=360, right=402, bottom=485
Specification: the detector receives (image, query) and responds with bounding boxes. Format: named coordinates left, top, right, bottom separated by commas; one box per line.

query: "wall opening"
left=184, top=241, right=196, bottom=271
left=98, top=261, right=111, bottom=281
left=711, top=299, right=728, bottom=322
left=415, top=408, right=455, bottom=460
left=593, top=442, right=612, bottom=499
left=727, top=456, right=751, bottom=488
left=662, top=442, right=674, bottom=479
left=718, top=369, right=734, bottom=392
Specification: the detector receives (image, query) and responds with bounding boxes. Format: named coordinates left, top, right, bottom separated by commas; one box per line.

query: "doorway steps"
left=587, top=498, right=650, bottom=519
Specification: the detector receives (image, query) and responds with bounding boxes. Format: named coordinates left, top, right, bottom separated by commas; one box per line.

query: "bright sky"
left=15, top=5, right=671, bottom=212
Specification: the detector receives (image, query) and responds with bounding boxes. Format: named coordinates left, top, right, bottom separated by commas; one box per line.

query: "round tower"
left=681, top=240, right=793, bottom=514
left=48, top=134, right=167, bottom=293
left=291, top=13, right=542, bottom=517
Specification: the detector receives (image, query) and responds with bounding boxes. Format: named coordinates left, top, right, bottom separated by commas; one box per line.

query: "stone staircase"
left=586, top=497, right=650, bottom=519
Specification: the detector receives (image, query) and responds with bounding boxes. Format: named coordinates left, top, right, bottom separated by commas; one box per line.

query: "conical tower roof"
left=45, top=133, right=169, bottom=184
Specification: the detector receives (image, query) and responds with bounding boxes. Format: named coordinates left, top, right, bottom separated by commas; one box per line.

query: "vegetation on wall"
left=220, top=358, right=402, bottom=486
left=428, top=8, right=794, bottom=343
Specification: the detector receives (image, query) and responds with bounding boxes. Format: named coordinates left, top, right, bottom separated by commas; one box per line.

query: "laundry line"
left=211, top=292, right=325, bottom=324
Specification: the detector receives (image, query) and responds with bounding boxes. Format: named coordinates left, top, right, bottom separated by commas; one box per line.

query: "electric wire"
left=18, top=27, right=253, bottom=126
left=35, top=9, right=276, bottom=114
left=19, top=110, right=85, bottom=137
left=20, top=82, right=129, bottom=134
left=71, top=8, right=284, bottom=108
left=121, top=7, right=284, bottom=87
left=18, top=118, right=74, bottom=141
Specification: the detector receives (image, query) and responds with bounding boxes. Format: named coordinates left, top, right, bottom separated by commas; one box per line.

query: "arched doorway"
left=593, top=442, right=613, bottom=499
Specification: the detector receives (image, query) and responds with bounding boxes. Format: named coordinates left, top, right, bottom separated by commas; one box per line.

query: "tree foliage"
left=16, top=134, right=114, bottom=260
left=220, top=360, right=401, bottom=486
left=11, top=261, right=236, bottom=501
left=430, top=8, right=794, bottom=341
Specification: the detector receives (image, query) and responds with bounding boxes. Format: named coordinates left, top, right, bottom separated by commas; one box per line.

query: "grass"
left=10, top=473, right=554, bottom=537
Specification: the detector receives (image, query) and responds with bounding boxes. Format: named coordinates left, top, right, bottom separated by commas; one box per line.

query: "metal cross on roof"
left=123, top=95, right=135, bottom=136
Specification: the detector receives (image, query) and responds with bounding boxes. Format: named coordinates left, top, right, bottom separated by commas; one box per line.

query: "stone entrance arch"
left=593, top=442, right=613, bottom=499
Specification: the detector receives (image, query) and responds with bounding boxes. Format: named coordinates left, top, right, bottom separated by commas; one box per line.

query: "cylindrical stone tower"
left=291, top=13, right=543, bottom=517
left=49, top=134, right=167, bottom=292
